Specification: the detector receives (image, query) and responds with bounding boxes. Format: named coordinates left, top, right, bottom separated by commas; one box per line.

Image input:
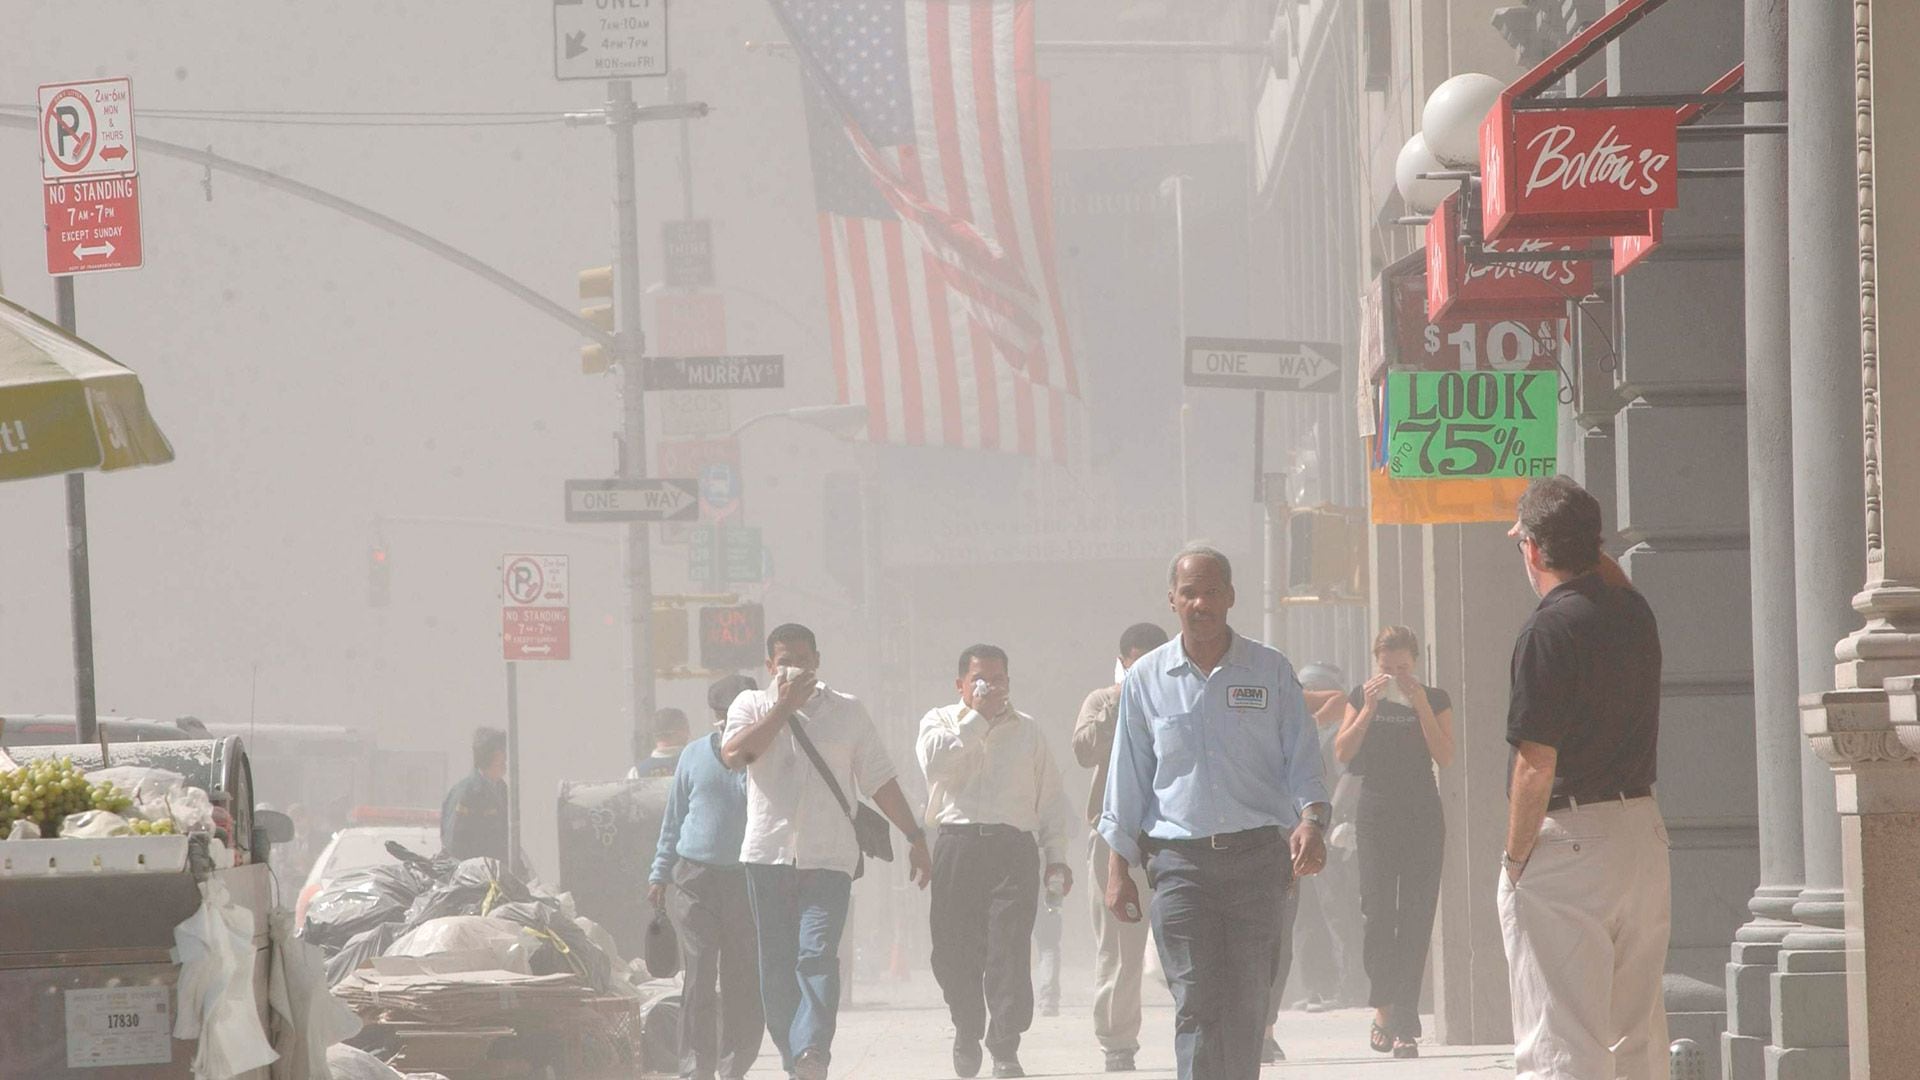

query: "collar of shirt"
left=1538, top=570, right=1603, bottom=609
left=1161, top=629, right=1250, bottom=678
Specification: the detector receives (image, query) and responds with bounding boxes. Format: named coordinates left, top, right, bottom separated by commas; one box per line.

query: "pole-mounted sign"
left=39, top=78, right=142, bottom=276
left=1183, top=337, right=1341, bottom=393
left=554, top=0, right=669, bottom=81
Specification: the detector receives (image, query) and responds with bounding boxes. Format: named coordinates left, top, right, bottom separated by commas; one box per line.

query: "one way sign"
left=1184, top=337, right=1342, bottom=394
left=565, top=478, right=699, bottom=523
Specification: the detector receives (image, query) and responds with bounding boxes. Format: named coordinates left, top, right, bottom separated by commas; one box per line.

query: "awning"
left=0, top=293, right=174, bottom=481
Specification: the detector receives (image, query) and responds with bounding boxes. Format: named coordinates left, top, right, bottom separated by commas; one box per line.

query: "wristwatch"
left=1502, top=850, right=1529, bottom=876
left=1300, top=804, right=1331, bottom=830
left=904, top=826, right=927, bottom=846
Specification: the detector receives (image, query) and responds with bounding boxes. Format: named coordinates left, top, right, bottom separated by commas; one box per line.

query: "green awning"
left=0, top=293, right=174, bottom=481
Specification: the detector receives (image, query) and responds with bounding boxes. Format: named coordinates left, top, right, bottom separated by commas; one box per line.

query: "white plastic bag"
left=59, top=810, right=132, bottom=837
left=385, top=916, right=533, bottom=974
left=87, top=765, right=217, bottom=833
left=323, top=1045, right=404, bottom=1080
left=6, top=819, right=41, bottom=840
left=173, top=878, right=278, bottom=1079
left=269, top=911, right=361, bottom=1080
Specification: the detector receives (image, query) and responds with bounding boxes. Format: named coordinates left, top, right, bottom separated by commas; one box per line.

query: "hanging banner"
left=1480, top=103, right=1679, bottom=241
left=1426, top=193, right=1591, bottom=321
left=1385, top=370, right=1559, bottom=480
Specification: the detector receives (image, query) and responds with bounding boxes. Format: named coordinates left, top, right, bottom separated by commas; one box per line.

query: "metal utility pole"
left=607, top=79, right=658, bottom=754
left=53, top=276, right=98, bottom=744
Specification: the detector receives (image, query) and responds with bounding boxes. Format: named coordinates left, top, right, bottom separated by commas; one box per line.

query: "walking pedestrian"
left=439, top=727, right=508, bottom=863
left=1333, top=627, right=1453, bottom=1058
left=632, top=707, right=693, bottom=779
left=648, top=676, right=765, bottom=1080
left=918, top=644, right=1074, bottom=1079
left=1500, top=477, right=1669, bottom=1080
left=1098, top=545, right=1331, bottom=1080
left=721, top=623, right=934, bottom=1080
left=1072, top=622, right=1168, bottom=1073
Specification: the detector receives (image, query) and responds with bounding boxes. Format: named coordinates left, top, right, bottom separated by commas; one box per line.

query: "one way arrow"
left=565, top=30, right=588, bottom=58
left=73, top=241, right=116, bottom=260
left=100, top=146, right=129, bottom=163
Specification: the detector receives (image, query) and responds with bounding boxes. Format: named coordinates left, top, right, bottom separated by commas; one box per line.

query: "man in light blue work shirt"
left=650, top=675, right=763, bottom=1080
left=1099, top=544, right=1332, bottom=1080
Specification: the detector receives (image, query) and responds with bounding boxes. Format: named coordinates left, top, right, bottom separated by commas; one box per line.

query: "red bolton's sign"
left=1480, top=102, right=1679, bottom=241
left=1425, top=193, right=1592, bottom=322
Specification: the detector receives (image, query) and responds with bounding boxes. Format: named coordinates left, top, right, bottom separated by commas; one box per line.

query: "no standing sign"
left=39, top=78, right=143, bottom=276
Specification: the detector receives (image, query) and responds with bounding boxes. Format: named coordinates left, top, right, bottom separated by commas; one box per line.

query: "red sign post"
left=1479, top=103, right=1678, bottom=241
left=1425, top=193, right=1592, bottom=322
left=38, top=78, right=142, bottom=276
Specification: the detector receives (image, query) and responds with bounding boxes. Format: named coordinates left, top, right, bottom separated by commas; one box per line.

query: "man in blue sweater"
left=650, top=675, right=764, bottom=1080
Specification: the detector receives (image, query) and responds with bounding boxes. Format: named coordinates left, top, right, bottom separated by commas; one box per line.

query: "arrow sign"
left=565, top=478, right=699, bottom=523
left=643, top=355, right=786, bottom=392
left=1184, top=337, right=1342, bottom=393
left=564, top=31, right=587, bottom=59
left=73, top=241, right=115, bottom=260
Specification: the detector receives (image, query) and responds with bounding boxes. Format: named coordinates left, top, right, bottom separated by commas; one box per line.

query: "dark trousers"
left=929, top=826, right=1040, bottom=1059
left=1146, top=832, right=1291, bottom=1080
left=667, top=859, right=763, bottom=1080
left=1356, top=810, right=1444, bottom=1037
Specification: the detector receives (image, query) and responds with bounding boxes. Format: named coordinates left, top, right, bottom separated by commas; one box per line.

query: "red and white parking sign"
left=39, top=78, right=142, bottom=276
left=502, top=553, right=570, bottom=662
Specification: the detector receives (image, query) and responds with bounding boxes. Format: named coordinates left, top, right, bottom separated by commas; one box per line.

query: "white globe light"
left=1422, top=73, right=1506, bottom=168
left=1395, top=134, right=1452, bottom=215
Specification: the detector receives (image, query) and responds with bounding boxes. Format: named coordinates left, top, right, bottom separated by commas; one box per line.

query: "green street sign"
left=1386, top=370, right=1559, bottom=479
left=690, top=525, right=763, bottom=586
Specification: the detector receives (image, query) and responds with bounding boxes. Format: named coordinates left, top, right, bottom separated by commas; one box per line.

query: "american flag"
left=774, top=0, right=1084, bottom=462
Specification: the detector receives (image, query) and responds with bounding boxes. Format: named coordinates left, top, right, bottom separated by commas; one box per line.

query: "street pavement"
left=725, top=974, right=1515, bottom=1079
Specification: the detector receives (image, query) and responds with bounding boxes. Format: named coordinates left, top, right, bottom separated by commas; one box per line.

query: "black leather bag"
left=788, top=714, right=894, bottom=878
left=644, top=907, right=680, bottom=979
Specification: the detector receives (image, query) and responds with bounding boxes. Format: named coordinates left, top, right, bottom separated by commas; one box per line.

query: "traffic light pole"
left=607, top=79, right=658, bottom=758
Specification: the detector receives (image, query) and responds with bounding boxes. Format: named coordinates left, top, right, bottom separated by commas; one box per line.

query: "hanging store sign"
left=1426, top=193, right=1590, bottom=322
left=1479, top=103, right=1679, bottom=241
left=1384, top=370, right=1559, bottom=480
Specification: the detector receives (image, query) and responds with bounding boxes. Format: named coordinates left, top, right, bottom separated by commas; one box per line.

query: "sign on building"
left=1384, top=370, right=1559, bottom=480
left=1425, top=192, right=1590, bottom=322
left=1479, top=102, right=1678, bottom=241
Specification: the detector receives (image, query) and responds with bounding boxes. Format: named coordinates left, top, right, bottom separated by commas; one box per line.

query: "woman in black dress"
left=1333, top=626, right=1455, bottom=1059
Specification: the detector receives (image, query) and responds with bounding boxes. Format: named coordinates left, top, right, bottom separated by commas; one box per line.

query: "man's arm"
left=1505, top=741, right=1558, bottom=878
left=917, top=706, right=989, bottom=785
left=1070, top=688, right=1114, bottom=768
left=870, top=778, right=933, bottom=888
left=649, top=764, right=690, bottom=888
left=721, top=675, right=810, bottom=769
left=1097, top=678, right=1156, bottom=922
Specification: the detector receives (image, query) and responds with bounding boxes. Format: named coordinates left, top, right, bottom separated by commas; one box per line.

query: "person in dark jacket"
left=440, top=727, right=509, bottom=863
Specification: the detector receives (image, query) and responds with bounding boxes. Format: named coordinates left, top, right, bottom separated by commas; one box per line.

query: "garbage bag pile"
left=308, top=845, right=664, bottom=1079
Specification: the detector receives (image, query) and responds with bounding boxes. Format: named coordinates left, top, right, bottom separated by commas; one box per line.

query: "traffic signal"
left=700, top=603, right=764, bottom=672
left=579, top=265, right=614, bottom=374
left=368, top=546, right=391, bottom=607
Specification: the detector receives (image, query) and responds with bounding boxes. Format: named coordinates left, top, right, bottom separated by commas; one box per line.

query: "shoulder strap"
left=788, top=713, right=858, bottom=823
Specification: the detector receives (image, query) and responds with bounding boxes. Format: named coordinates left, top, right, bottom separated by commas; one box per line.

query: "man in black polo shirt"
left=1499, top=476, right=1669, bottom=1080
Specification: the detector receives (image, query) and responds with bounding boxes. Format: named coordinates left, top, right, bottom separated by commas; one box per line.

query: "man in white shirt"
left=918, top=644, right=1074, bottom=1080
left=722, top=623, right=932, bottom=1080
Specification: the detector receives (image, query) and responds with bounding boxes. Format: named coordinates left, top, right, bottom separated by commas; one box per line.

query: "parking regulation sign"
left=39, top=79, right=136, bottom=181
left=502, top=553, right=570, bottom=661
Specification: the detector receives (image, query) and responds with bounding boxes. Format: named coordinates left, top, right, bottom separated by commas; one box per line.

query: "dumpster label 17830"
left=66, top=985, right=172, bottom=1067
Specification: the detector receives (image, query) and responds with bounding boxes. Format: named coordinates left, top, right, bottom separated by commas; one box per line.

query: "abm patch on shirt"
left=1228, top=686, right=1268, bottom=710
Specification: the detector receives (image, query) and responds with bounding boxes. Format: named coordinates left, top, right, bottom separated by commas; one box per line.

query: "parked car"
left=293, top=808, right=441, bottom=929
left=0, top=715, right=192, bottom=748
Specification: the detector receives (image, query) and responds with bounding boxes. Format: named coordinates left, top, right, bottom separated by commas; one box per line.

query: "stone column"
left=1771, top=0, right=1864, bottom=1072
left=1801, top=1, right=1920, bottom=1074
left=1723, top=0, right=1803, bottom=1076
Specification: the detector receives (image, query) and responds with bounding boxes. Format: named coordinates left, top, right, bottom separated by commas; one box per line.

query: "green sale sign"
left=1386, top=370, right=1559, bottom=479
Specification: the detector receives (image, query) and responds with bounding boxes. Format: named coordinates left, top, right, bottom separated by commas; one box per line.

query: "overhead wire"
left=0, top=103, right=572, bottom=128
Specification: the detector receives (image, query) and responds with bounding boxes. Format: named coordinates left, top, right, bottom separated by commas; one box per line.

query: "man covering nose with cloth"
left=1098, top=544, right=1332, bottom=1080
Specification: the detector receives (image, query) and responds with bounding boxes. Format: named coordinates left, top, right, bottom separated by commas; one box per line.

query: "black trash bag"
left=300, top=862, right=435, bottom=955
left=403, top=856, right=533, bottom=926
left=488, top=900, right=615, bottom=993
left=644, top=908, right=680, bottom=980
left=324, top=922, right=400, bottom=987
left=637, top=992, right=682, bottom=1074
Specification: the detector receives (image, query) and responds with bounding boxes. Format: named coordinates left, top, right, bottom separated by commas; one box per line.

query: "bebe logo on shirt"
left=1228, top=686, right=1268, bottom=710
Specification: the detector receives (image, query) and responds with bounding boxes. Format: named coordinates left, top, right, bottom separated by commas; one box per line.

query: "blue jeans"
left=1146, top=832, right=1291, bottom=1080
left=744, top=864, right=853, bottom=1072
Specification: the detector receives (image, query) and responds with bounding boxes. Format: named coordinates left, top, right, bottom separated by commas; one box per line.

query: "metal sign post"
left=505, top=660, right=521, bottom=879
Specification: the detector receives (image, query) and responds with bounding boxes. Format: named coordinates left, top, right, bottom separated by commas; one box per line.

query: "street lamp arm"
left=0, top=111, right=615, bottom=348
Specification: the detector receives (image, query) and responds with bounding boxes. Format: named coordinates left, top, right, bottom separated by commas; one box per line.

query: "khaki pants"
left=1090, top=834, right=1153, bottom=1053
left=1498, top=795, right=1671, bottom=1080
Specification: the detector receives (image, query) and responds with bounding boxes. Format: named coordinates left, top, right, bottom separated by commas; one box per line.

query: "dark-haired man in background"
left=722, top=623, right=933, bottom=1080
left=918, top=644, right=1074, bottom=1079
left=649, top=675, right=763, bottom=1080
left=1071, top=621, right=1169, bottom=1073
left=632, top=707, right=694, bottom=779
left=1501, top=476, right=1668, bottom=1080
left=440, top=726, right=508, bottom=863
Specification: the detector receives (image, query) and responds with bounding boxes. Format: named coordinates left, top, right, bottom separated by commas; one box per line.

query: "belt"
left=1546, top=786, right=1652, bottom=813
left=1147, top=826, right=1282, bottom=853
left=937, top=822, right=1031, bottom=838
